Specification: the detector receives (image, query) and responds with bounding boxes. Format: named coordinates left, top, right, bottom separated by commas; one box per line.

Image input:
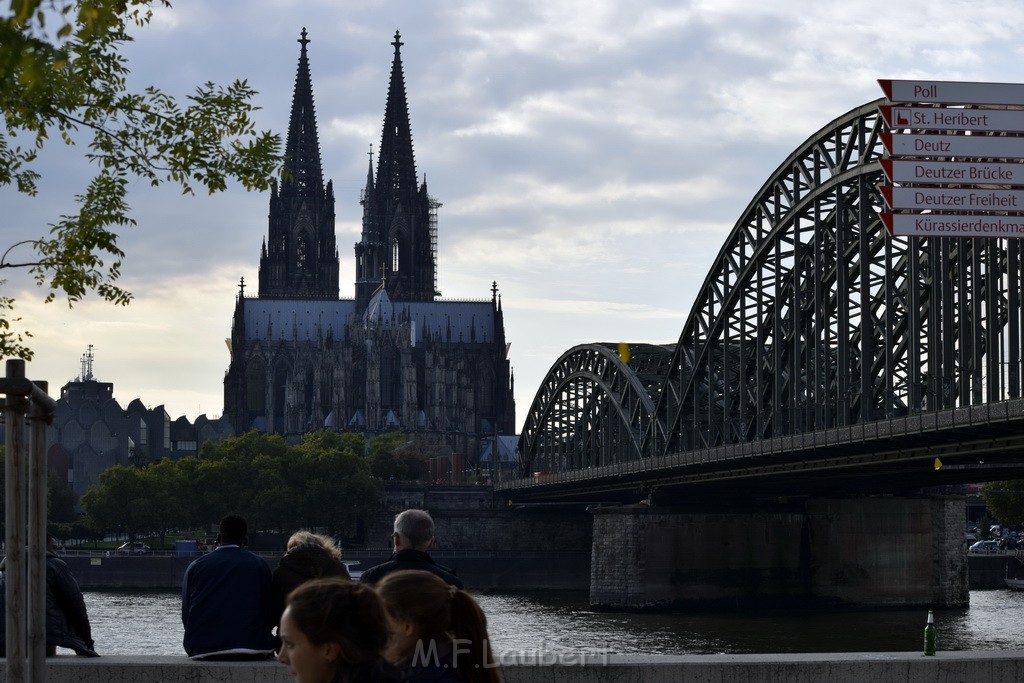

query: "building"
left=45, top=346, right=232, bottom=499
left=223, top=30, right=515, bottom=470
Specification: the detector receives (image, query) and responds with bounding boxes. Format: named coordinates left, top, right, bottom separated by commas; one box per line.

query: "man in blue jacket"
left=181, top=514, right=276, bottom=659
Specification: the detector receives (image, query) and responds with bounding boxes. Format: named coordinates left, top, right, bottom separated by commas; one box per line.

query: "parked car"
left=115, top=542, right=151, bottom=555
left=968, top=540, right=999, bottom=554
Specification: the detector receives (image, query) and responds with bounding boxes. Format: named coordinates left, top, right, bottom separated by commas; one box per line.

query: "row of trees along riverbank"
left=1, top=429, right=440, bottom=550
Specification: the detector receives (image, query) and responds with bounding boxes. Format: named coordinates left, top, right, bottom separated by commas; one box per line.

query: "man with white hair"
left=359, top=509, right=463, bottom=588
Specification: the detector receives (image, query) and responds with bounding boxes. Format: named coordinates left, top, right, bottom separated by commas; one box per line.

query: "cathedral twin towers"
left=224, top=30, right=515, bottom=466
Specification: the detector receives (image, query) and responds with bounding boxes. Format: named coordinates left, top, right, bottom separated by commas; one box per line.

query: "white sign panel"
left=882, top=213, right=1024, bottom=238
left=881, top=133, right=1024, bottom=159
left=880, top=159, right=1024, bottom=186
left=880, top=186, right=1024, bottom=211
left=879, top=105, right=1024, bottom=133
left=879, top=79, right=1024, bottom=106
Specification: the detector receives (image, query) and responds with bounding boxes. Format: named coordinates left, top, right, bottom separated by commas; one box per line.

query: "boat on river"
left=1005, top=552, right=1024, bottom=590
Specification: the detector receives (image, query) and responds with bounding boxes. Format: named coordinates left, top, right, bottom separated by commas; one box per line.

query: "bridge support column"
left=589, top=496, right=967, bottom=611
left=805, top=496, right=967, bottom=607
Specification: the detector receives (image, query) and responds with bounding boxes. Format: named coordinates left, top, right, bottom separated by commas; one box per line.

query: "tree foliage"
left=981, top=480, right=1024, bottom=530
left=80, top=431, right=380, bottom=542
left=366, top=432, right=429, bottom=481
left=0, top=0, right=282, bottom=358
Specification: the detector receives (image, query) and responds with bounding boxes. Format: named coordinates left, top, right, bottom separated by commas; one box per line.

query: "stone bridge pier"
left=589, top=495, right=967, bottom=611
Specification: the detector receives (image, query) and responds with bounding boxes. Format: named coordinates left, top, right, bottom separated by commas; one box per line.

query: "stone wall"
left=591, top=505, right=806, bottom=610
left=10, top=652, right=1024, bottom=683
left=366, top=485, right=593, bottom=554
left=591, top=495, right=968, bottom=611
left=806, top=496, right=968, bottom=607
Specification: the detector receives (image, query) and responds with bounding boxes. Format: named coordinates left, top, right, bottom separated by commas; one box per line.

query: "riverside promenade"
left=4, top=651, right=1023, bottom=682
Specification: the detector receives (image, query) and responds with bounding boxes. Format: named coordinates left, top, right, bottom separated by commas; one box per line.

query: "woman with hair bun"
left=277, top=578, right=402, bottom=683
left=376, top=570, right=503, bottom=683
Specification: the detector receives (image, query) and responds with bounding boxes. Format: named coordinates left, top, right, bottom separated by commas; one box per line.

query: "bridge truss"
left=519, top=99, right=1024, bottom=482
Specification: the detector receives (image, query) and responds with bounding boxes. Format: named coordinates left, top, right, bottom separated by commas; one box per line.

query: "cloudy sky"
left=4, top=0, right=1024, bottom=428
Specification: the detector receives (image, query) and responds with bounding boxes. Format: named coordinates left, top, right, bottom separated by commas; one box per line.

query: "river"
left=79, top=589, right=1024, bottom=657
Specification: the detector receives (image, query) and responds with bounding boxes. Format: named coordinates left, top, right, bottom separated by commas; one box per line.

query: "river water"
left=80, top=589, right=1024, bottom=657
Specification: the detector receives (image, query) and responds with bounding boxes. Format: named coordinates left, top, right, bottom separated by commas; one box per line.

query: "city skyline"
left=4, top=0, right=1024, bottom=427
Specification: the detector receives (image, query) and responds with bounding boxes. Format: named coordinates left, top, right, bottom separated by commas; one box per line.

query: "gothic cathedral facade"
left=223, top=30, right=516, bottom=465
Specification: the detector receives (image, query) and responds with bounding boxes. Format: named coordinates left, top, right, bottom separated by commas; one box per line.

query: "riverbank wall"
left=8, top=651, right=1024, bottom=682
left=969, top=552, right=1019, bottom=589
left=63, top=549, right=1005, bottom=593
left=60, top=550, right=592, bottom=591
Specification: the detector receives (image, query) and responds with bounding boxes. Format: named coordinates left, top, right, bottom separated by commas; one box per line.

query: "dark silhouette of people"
left=181, top=514, right=276, bottom=659
left=377, top=570, right=502, bottom=682
left=0, top=533, right=98, bottom=657
left=359, top=509, right=463, bottom=588
left=271, top=530, right=351, bottom=629
left=277, top=577, right=402, bottom=682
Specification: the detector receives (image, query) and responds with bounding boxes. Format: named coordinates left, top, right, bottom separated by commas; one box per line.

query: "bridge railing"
left=500, top=397, right=1024, bottom=491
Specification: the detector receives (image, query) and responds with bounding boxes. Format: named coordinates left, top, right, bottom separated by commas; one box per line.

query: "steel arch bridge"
left=518, top=99, right=1024, bottom=485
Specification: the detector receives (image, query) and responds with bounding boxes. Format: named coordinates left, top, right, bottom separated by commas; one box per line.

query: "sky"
left=4, top=0, right=1024, bottom=430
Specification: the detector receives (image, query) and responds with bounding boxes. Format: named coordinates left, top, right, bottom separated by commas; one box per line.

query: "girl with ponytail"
left=376, top=570, right=503, bottom=683
left=277, top=578, right=402, bottom=683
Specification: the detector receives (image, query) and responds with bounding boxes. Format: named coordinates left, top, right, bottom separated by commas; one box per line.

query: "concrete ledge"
left=4, top=651, right=1023, bottom=682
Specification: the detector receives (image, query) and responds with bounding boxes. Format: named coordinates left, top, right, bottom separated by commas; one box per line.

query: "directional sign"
left=878, top=79, right=1024, bottom=239
left=879, top=79, right=1024, bottom=106
left=881, top=133, right=1024, bottom=160
left=882, top=213, right=1024, bottom=238
left=879, top=105, right=1024, bottom=134
left=880, top=186, right=1024, bottom=211
left=880, top=159, right=1024, bottom=186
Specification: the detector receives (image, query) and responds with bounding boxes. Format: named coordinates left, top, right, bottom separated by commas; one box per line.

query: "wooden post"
left=29, top=384, right=50, bottom=677
left=1, top=359, right=57, bottom=682
left=4, top=359, right=29, bottom=681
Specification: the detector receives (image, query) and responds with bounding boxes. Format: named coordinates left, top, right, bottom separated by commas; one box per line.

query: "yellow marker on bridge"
left=934, top=457, right=943, bottom=470
left=618, top=342, right=631, bottom=363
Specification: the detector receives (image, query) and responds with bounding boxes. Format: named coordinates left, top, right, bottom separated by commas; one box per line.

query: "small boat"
left=1007, top=551, right=1024, bottom=590
left=343, top=560, right=362, bottom=581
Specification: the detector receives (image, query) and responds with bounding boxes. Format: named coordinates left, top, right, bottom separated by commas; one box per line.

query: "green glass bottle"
left=924, top=610, right=936, bottom=656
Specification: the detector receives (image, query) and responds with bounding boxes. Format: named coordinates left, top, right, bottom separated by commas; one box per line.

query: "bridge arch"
left=655, top=99, right=1024, bottom=457
left=517, top=343, right=673, bottom=475
left=519, top=98, right=1024, bottom=476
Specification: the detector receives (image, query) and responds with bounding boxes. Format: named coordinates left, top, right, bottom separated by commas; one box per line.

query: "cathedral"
left=223, top=30, right=516, bottom=468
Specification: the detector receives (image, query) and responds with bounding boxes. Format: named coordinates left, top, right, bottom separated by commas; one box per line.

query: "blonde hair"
left=286, top=530, right=342, bottom=560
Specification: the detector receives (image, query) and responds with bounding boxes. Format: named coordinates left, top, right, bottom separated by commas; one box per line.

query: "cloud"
left=5, top=0, right=1024, bottom=428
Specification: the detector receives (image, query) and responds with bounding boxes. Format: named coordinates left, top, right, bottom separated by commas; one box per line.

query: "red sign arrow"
left=878, top=105, right=912, bottom=128
left=880, top=159, right=894, bottom=183
left=881, top=212, right=895, bottom=235
left=880, top=185, right=894, bottom=208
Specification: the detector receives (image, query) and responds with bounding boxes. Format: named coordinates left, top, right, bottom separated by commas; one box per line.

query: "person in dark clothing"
left=0, top=534, right=98, bottom=657
left=377, top=570, right=502, bottom=683
left=271, top=530, right=351, bottom=628
left=359, top=509, right=462, bottom=588
left=181, top=514, right=276, bottom=659
left=277, top=577, right=402, bottom=683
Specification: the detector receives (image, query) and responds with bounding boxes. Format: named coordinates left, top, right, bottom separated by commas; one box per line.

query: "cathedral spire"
left=282, top=27, right=324, bottom=198
left=258, top=28, right=339, bottom=300
left=375, top=30, right=418, bottom=209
